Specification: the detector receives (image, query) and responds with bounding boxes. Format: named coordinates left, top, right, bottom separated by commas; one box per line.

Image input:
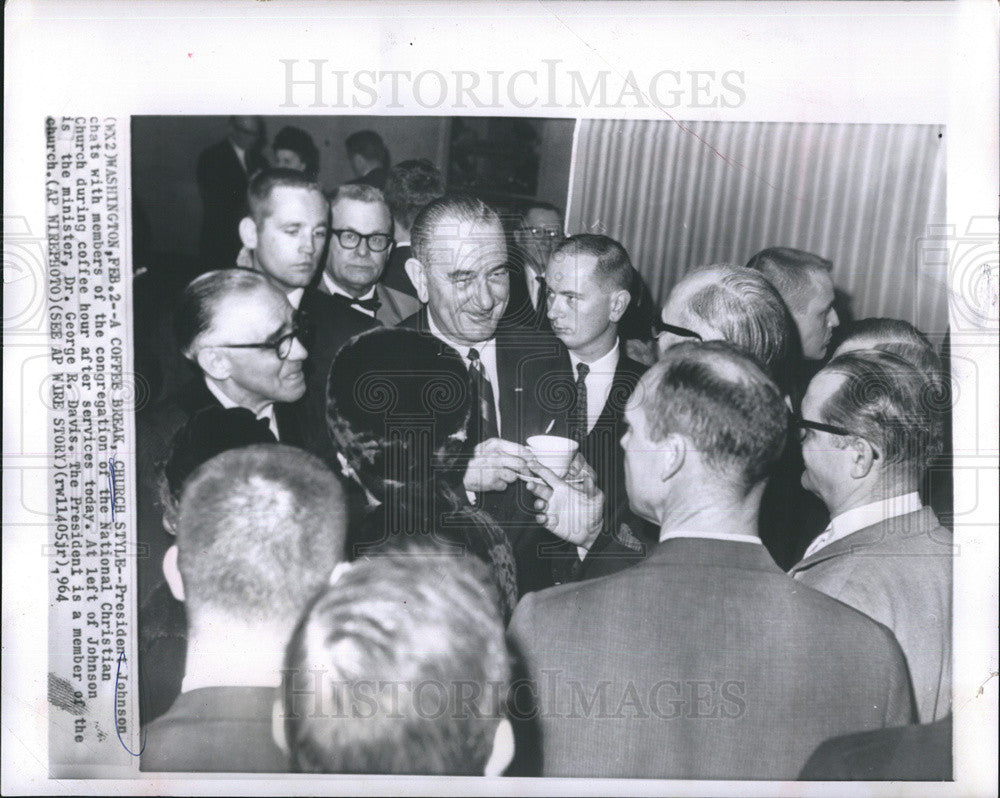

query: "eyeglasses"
left=524, top=227, right=563, bottom=239
left=330, top=228, right=392, bottom=253
left=795, top=418, right=879, bottom=459
left=651, top=317, right=704, bottom=342
left=210, top=325, right=306, bottom=361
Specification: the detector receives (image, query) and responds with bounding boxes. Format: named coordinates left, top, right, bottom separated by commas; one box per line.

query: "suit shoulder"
left=618, top=353, right=648, bottom=379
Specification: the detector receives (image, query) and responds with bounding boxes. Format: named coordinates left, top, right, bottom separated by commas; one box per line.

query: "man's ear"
left=238, top=216, right=259, bottom=250
left=405, top=257, right=430, bottom=304
left=608, top=289, right=630, bottom=323
left=659, top=434, right=686, bottom=482
left=483, top=717, right=515, bottom=777
left=163, top=545, right=185, bottom=602
left=849, top=437, right=878, bottom=479
left=196, top=347, right=232, bottom=381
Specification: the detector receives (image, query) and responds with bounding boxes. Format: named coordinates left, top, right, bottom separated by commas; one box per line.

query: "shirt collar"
left=203, top=377, right=275, bottom=423
left=426, top=310, right=496, bottom=361
left=182, top=649, right=284, bottom=693
left=286, top=287, right=304, bottom=310
left=569, top=339, right=620, bottom=374
left=813, top=492, right=923, bottom=555
left=322, top=272, right=376, bottom=303
left=659, top=530, right=763, bottom=545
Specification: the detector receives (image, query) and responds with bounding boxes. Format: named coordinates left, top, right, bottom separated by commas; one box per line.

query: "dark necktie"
left=573, top=362, right=590, bottom=441
left=467, top=348, right=499, bottom=443
left=534, top=275, right=548, bottom=329
left=332, top=292, right=382, bottom=314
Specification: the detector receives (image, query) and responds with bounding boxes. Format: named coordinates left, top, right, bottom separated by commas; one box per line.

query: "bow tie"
left=332, top=292, right=381, bottom=313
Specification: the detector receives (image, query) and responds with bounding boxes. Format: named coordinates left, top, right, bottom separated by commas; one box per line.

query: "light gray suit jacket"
left=508, top=537, right=915, bottom=780
left=789, top=506, right=952, bottom=723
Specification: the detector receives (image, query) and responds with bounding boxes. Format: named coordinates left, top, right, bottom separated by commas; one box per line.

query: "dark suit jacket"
left=381, top=243, right=418, bottom=297
left=509, top=537, right=915, bottom=779
left=548, top=349, right=654, bottom=584
left=499, top=260, right=551, bottom=332
left=799, top=714, right=952, bottom=781
left=400, top=307, right=574, bottom=595
left=196, top=139, right=267, bottom=269
left=789, top=506, right=953, bottom=723
left=141, top=686, right=287, bottom=772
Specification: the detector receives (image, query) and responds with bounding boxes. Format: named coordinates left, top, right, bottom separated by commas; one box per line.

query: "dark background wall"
left=131, top=115, right=576, bottom=264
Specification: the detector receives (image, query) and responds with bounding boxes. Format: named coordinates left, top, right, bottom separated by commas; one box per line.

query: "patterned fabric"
left=467, top=348, right=499, bottom=442
left=572, top=362, right=590, bottom=442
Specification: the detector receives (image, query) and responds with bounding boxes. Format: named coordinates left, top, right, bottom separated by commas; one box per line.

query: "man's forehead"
left=806, top=271, right=835, bottom=306
left=265, top=186, right=327, bottom=221
left=427, top=218, right=506, bottom=268
left=804, top=369, right=845, bottom=410
left=209, top=288, right=289, bottom=335
left=546, top=250, right=599, bottom=287
left=524, top=208, right=562, bottom=229
left=331, top=198, right=391, bottom=229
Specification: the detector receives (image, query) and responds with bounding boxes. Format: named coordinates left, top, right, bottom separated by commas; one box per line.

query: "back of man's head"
left=674, top=264, right=792, bottom=387
left=745, top=246, right=832, bottom=313
left=283, top=545, right=511, bottom=775
left=175, top=267, right=273, bottom=360
left=410, top=194, right=502, bottom=266
left=246, top=167, right=324, bottom=226
left=174, top=445, right=346, bottom=628
left=643, top=340, right=788, bottom=493
left=383, top=159, right=445, bottom=233
left=345, top=130, right=389, bottom=168
left=817, top=349, right=941, bottom=478
left=551, top=233, right=634, bottom=294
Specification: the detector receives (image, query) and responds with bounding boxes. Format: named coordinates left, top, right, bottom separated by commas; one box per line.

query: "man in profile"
left=791, top=349, right=952, bottom=724
left=344, top=129, right=390, bottom=189
left=283, top=546, right=513, bottom=775
left=509, top=341, right=914, bottom=779
left=746, top=246, right=840, bottom=364
left=196, top=115, right=267, bottom=269
left=142, top=444, right=346, bottom=772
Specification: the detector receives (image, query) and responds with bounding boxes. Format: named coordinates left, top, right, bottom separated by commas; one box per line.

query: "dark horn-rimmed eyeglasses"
left=795, top=418, right=880, bottom=459
left=651, top=317, right=704, bottom=342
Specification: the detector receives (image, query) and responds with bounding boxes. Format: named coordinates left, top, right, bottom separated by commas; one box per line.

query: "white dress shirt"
left=659, top=529, right=763, bottom=545
left=801, top=491, right=923, bottom=560
left=322, top=273, right=377, bottom=317
left=204, top=378, right=280, bottom=441
left=526, top=265, right=544, bottom=311
left=569, top=340, right=620, bottom=435
left=181, top=649, right=284, bottom=693
left=426, top=313, right=501, bottom=436
left=230, top=140, right=247, bottom=172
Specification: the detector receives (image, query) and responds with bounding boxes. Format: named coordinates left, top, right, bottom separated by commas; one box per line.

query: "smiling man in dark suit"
left=402, top=195, right=575, bottom=594
left=509, top=341, right=914, bottom=779
left=544, top=233, right=652, bottom=579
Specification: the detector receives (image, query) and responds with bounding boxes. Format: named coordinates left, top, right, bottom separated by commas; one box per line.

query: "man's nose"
left=300, top=233, right=316, bottom=255
left=287, top=336, right=308, bottom=361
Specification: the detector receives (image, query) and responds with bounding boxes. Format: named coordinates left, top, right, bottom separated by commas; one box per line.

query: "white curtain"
left=566, top=119, right=948, bottom=337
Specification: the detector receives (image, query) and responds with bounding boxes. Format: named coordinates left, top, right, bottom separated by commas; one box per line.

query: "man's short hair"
left=174, top=268, right=272, bottom=358
left=345, top=130, right=389, bottom=167
left=246, top=167, right=324, bottom=225
left=410, top=195, right=502, bottom=267
left=272, top=126, right=320, bottom=178
left=383, top=159, right=445, bottom=231
left=326, top=182, right=388, bottom=215
left=519, top=199, right=562, bottom=225
left=642, top=340, right=788, bottom=493
left=552, top=233, right=634, bottom=293
left=283, top=544, right=510, bottom=775
left=745, top=246, right=833, bottom=312
left=683, top=264, right=792, bottom=385
left=175, top=445, right=345, bottom=624
left=818, top=349, right=942, bottom=473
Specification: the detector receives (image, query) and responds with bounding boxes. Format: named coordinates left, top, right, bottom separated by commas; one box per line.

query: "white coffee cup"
left=526, top=434, right=579, bottom=478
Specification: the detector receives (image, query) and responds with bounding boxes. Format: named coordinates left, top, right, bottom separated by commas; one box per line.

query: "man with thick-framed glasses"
left=790, top=348, right=952, bottom=726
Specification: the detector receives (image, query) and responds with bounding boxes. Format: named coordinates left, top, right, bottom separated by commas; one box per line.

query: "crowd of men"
left=134, top=116, right=953, bottom=779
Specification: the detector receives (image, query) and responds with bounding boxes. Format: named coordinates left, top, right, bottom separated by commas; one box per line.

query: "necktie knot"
left=333, top=292, right=381, bottom=313
left=576, top=362, right=590, bottom=380
left=468, top=347, right=481, bottom=365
